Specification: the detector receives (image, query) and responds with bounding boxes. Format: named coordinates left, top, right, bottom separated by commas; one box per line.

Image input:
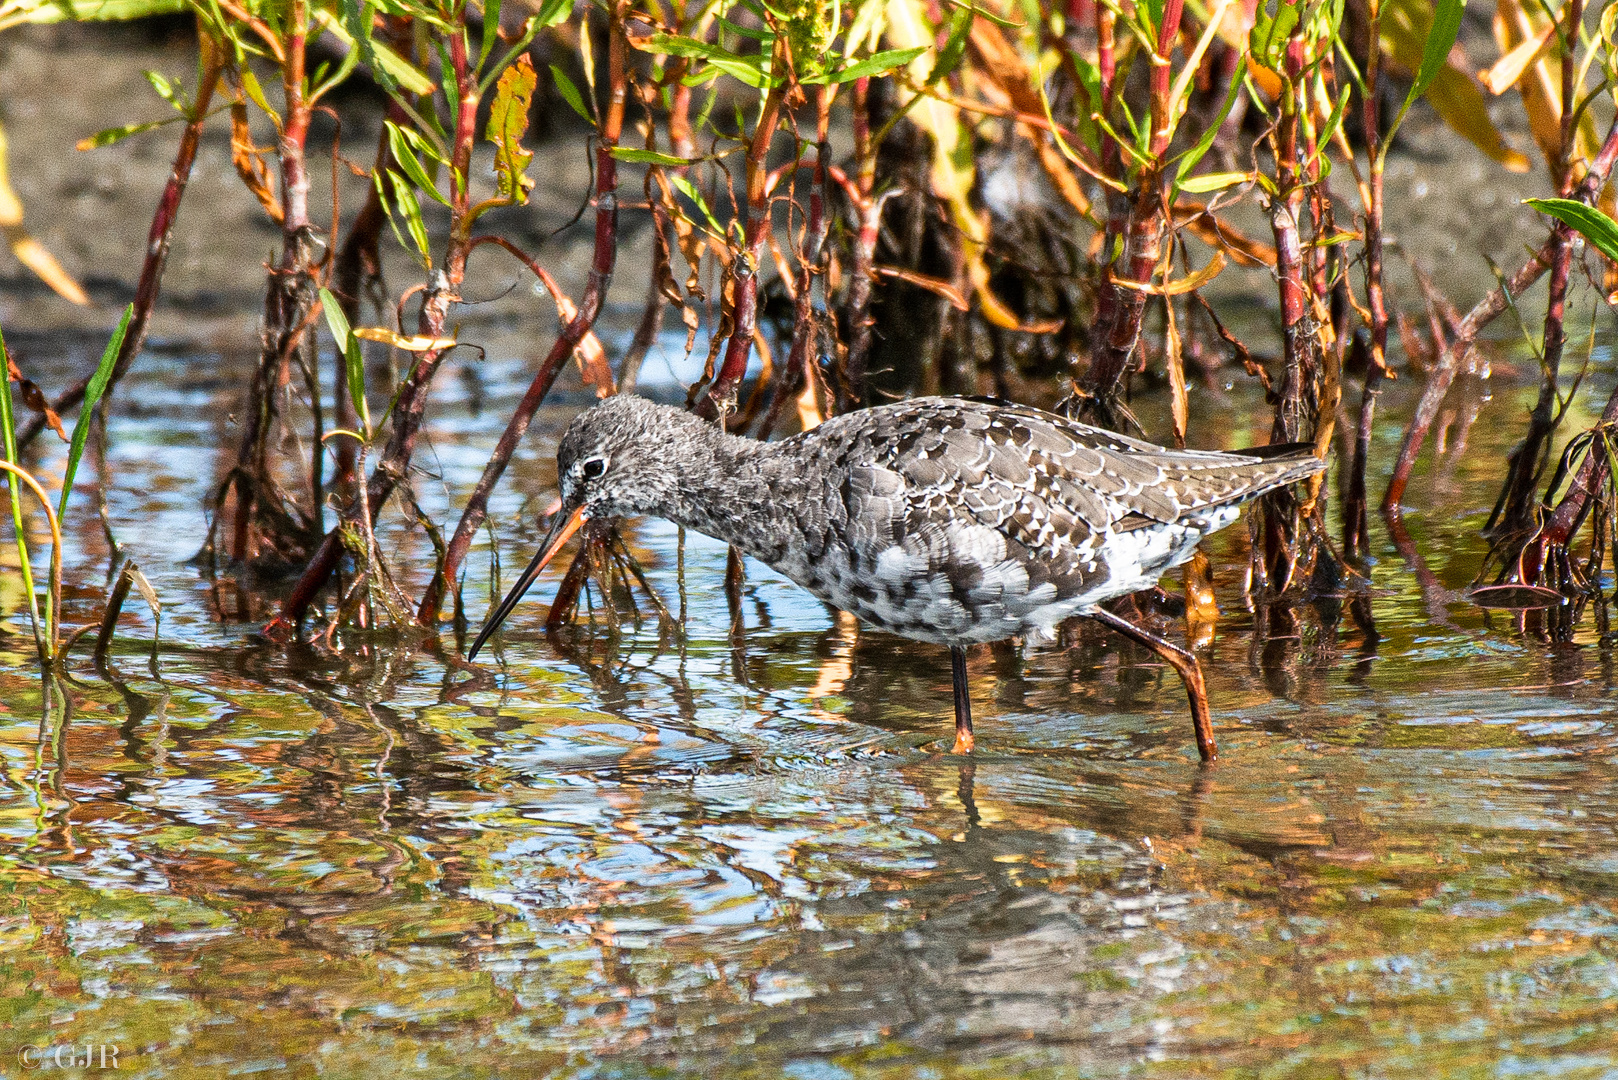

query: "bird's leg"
left=1089, top=607, right=1217, bottom=763
left=950, top=645, right=975, bottom=754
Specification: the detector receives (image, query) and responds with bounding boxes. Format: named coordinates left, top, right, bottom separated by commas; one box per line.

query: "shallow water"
left=2, top=316, right=1618, bottom=1079
left=4, top=21, right=1618, bottom=1076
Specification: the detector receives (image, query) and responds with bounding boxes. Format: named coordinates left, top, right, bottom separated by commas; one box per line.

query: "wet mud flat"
left=1, top=24, right=1617, bottom=1080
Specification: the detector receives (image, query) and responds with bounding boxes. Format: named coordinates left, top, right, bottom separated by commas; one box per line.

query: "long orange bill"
left=466, top=505, right=588, bottom=662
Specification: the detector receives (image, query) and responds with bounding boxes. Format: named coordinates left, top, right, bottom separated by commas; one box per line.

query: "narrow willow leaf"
left=534, top=0, right=573, bottom=26
left=319, top=287, right=372, bottom=439
left=478, top=0, right=503, bottom=68
left=609, top=147, right=697, bottom=166
left=671, top=175, right=724, bottom=235
left=1171, top=55, right=1248, bottom=198
left=1177, top=171, right=1253, bottom=194
left=387, top=170, right=433, bottom=268
left=238, top=67, right=281, bottom=128
left=1525, top=198, right=1618, bottom=263
left=926, top=7, right=972, bottom=84
left=386, top=122, right=450, bottom=206
left=76, top=116, right=182, bottom=151
left=550, top=64, right=593, bottom=123
left=316, top=5, right=436, bottom=94
left=57, top=305, right=131, bottom=521
left=1410, top=0, right=1465, bottom=105
left=0, top=0, right=182, bottom=28
left=806, top=46, right=927, bottom=85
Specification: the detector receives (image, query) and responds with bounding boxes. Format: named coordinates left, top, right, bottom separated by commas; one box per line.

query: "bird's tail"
left=1219, top=443, right=1327, bottom=505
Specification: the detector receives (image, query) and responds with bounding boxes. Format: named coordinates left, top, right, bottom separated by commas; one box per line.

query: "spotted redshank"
left=467, top=395, right=1326, bottom=761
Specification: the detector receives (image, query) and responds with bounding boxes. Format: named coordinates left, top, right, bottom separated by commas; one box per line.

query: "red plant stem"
left=1262, top=19, right=1310, bottom=586
left=18, top=43, right=224, bottom=451
left=416, top=8, right=629, bottom=627
left=842, top=76, right=879, bottom=404
left=232, top=8, right=315, bottom=563
left=1521, top=383, right=1618, bottom=580
left=1487, top=0, right=1585, bottom=539
left=266, top=12, right=497, bottom=637
left=697, top=38, right=789, bottom=421
left=1494, top=225, right=1574, bottom=534
left=1080, top=0, right=1181, bottom=418
left=419, top=217, right=620, bottom=624
left=1148, top=0, right=1185, bottom=159
left=1346, top=1, right=1389, bottom=559
left=1384, top=97, right=1618, bottom=511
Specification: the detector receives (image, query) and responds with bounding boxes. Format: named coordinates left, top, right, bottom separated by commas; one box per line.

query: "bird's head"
left=467, top=395, right=701, bottom=660
left=553, top=394, right=694, bottom=521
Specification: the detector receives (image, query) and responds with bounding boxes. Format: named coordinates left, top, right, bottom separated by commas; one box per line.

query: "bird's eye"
left=581, top=457, right=607, bottom=480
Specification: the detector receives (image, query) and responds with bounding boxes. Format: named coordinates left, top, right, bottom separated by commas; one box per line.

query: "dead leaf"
left=1113, top=250, right=1228, bottom=295
left=0, top=118, right=89, bottom=306
left=230, top=98, right=282, bottom=224
left=875, top=265, right=970, bottom=311
left=5, top=353, right=68, bottom=441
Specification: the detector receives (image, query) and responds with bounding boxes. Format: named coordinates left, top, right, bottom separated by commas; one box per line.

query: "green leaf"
left=1177, top=171, right=1252, bottom=194
left=1251, top=0, right=1300, bottom=68
left=478, top=0, right=503, bottom=69
left=671, top=175, right=723, bottom=235
left=58, top=305, right=131, bottom=521
left=806, top=46, right=927, bottom=85
left=927, top=8, right=972, bottom=85
left=318, top=4, right=437, bottom=95
left=0, top=0, right=182, bottom=29
left=1171, top=55, right=1248, bottom=199
left=1409, top=0, right=1465, bottom=107
left=75, top=116, right=182, bottom=151
left=143, top=70, right=183, bottom=109
left=550, top=64, right=593, bottom=123
left=319, top=288, right=371, bottom=439
left=238, top=67, right=280, bottom=128
left=534, top=0, right=573, bottom=26
left=386, top=169, right=433, bottom=268
left=608, top=146, right=698, bottom=166
left=486, top=53, right=538, bottom=204
left=1525, top=198, right=1618, bottom=263
left=386, top=121, right=450, bottom=206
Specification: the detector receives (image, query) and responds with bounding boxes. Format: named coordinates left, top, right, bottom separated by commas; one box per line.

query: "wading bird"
left=468, top=395, right=1325, bottom=761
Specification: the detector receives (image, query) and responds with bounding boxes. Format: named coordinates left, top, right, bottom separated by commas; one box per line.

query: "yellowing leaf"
left=1381, top=0, right=1532, bottom=172
left=353, top=328, right=457, bottom=351
left=1479, top=22, right=1556, bottom=95
left=486, top=53, right=537, bottom=205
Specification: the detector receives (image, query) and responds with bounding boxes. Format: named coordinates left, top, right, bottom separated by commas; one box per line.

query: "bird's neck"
left=664, top=424, right=803, bottom=560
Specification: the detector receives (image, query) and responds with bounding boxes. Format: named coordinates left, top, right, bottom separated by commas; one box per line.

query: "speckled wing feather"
left=840, top=397, right=1322, bottom=596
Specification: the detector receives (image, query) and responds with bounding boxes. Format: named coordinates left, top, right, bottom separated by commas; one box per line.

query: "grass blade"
left=0, top=319, right=46, bottom=655
left=57, top=304, right=131, bottom=522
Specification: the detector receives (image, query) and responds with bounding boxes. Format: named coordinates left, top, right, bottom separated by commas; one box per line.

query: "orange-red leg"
left=1090, top=607, right=1216, bottom=762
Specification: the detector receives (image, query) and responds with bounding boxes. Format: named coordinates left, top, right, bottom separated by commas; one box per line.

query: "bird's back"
left=755, top=397, right=1323, bottom=645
